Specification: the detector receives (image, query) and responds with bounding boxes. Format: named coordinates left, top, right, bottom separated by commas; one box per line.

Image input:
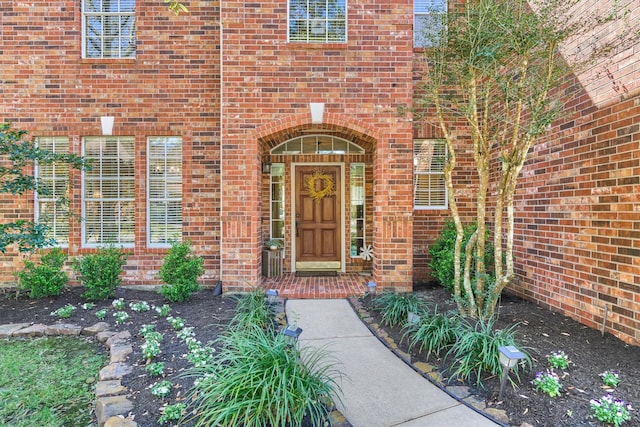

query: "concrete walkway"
left=286, top=299, right=501, bottom=427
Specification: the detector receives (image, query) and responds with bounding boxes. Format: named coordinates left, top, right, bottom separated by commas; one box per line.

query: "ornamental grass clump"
left=590, top=394, right=633, bottom=426
left=402, top=306, right=460, bottom=358
left=446, top=316, right=529, bottom=387
left=185, top=324, right=342, bottom=427
left=230, top=288, right=274, bottom=330
left=373, top=290, right=427, bottom=327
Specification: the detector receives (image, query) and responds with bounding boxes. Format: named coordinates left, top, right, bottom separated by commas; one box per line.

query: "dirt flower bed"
left=0, top=286, right=237, bottom=426
left=360, top=283, right=640, bottom=427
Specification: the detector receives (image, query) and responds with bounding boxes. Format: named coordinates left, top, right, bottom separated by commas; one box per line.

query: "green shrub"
left=428, top=220, right=495, bottom=295
left=158, top=240, right=204, bottom=302
left=74, top=245, right=128, bottom=301
left=373, top=290, right=427, bottom=327
left=446, top=316, right=529, bottom=387
left=185, top=325, right=341, bottom=427
left=403, top=306, right=460, bottom=358
left=18, top=248, right=68, bottom=298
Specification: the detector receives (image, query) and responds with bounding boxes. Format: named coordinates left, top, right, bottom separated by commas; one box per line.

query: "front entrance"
left=294, top=165, right=342, bottom=271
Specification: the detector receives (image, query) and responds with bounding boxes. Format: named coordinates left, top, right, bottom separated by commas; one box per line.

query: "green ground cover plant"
left=0, top=336, right=106, bottom=427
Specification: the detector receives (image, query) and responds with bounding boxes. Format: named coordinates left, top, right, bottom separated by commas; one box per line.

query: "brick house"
left=0, top=1, right=638, bottom=344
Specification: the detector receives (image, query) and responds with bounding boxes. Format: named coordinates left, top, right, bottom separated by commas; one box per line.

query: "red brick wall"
left=0, top=2, right=221, bottom=286
left=221, top=0, right=416, bottom=290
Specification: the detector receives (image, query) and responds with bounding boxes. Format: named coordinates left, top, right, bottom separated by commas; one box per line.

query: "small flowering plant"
left=81, top=302, right=95, bottom=310
left=139, top=324, right=156, bottom=336
left=167, top=316, right=185, bottom=330
left=51, top=304, right=76, bottom=319
left=141, top=339, right=161, bottom=360
left=150, top=380, right=173, bottom=398
left=158, top=403, right=185, bottom=425
left=590, top=394, right=633, bottom=426
left=129, top=301, right=150, bottom=312
left=177, top=326, right=195, bottom=341
left=112, top=298, right=126, bottom=310
left=532, top=370, right=562, bottom=397
left=145, top=362, right=165, bottom=377
left=154, top=304, right=172, bottom=317
left=547, top=351, right=570, bottom=370
left=601, top=370, right=621, bottom=388
left=114, top=311, right=130, bottom=324
left=95, top=308, right=109, bottom=320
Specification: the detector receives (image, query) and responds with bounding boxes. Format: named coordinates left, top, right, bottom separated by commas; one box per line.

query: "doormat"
left=295, top=271, right=338, bottom=277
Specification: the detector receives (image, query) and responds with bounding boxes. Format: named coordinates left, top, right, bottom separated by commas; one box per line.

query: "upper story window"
left=414, top=0, right=447, bottom=48
left=414, top=139, right=447, bottom=209
left=82, top=0, right=136, bottom=58
left=289, top=0, right=347, bottom=43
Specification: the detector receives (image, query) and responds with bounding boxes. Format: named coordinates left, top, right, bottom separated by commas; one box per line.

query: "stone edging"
left=0, top=322, right=137, bottom=427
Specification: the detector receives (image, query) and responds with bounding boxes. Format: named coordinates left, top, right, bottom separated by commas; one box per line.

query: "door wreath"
left=306, top=169, right=335, bottom=202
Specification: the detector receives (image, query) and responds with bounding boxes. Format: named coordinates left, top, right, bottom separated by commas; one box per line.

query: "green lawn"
left=0, top=336, right=106, bottom=427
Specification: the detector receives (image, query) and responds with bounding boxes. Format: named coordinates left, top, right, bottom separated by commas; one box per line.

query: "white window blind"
left=414, top=139, right=447, bottom=209
left=289, top=0, right=347, bottom=43
left=414, top=0, right=447, bottom=48
left=82, top=136, right=135, bottom=246
left=83, top=0, right=136, bottom=58
left=148, top=136, right=182, bottom=246
left=34, top=137, right=70, bottom=246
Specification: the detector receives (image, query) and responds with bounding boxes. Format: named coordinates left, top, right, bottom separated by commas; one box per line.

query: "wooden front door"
left=295, top=165, right=341, bottom=270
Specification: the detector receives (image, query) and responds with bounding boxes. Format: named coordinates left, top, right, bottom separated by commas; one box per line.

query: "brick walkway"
left=262, top=272, right=369, bottom=299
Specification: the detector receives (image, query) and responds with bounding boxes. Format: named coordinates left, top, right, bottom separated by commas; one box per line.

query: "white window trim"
left=34, top=137, right=70, bottom=248
left=82, top=0, right=136, bottom=59
left=350, top=163, right=365, bottom=258
left=414, top=139, right=448, bottom=210
left=287, top=0, right=348, bottom=43
left=147, top=136, right=183, bottom=248
left=81, top=136, right=136, bottom=248
left=414, top=0, right=448, bottom=48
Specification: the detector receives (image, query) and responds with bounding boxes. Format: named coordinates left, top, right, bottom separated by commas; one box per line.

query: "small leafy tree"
left=159, top=240, right=204, bottom=303
left=0, top=123, right=85, bottom=253
left=416, top=0, right=639, bottom=318
left=18, top=248, right=68, bottom=298
left=74, top=245, right=128, bottom=301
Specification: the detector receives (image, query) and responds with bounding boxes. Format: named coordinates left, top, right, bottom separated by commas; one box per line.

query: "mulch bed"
left=0, top=286, right=237, bottom=427
left=360, top=282, right=640, bottom=427
left=2, top=283, right=639, bottom=426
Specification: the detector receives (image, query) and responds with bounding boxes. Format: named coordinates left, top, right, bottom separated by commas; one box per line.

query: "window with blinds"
left=414, top=0, right=447, bottom=48
left=82, top=137, right=135, bottom=247
left=289, top=0, right=346, bottom=43
left=414, top=139, right=447, bottom=209
left=148, top=136, right=182, bottom=247
left=82, top=0, right=136, bottom=58
left=34, top=137, right=70, bottom=247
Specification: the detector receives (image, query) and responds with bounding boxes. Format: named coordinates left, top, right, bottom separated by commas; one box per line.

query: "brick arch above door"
left=255, top=112, right=379, bottom=153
